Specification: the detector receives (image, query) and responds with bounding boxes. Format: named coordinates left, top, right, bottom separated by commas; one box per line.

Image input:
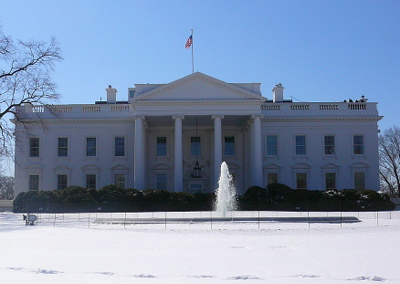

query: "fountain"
left=215, top=161, right=237, bottom=217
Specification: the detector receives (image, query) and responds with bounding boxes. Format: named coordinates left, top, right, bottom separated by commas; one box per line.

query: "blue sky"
left=1, top=0, right=399, bottom=129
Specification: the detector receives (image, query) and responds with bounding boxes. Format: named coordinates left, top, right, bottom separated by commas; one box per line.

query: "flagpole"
left=191, top=29, right=194, bottom=74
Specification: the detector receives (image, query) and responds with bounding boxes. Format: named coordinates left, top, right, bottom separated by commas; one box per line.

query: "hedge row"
left=13, top=183, right=396, bottom=213
left=240, top=184, right=396, bottom=211
left=13, top=185, right=215, bottom=213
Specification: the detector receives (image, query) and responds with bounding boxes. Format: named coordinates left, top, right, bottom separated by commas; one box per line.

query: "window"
left=268, top=173, right=278, bottom=185
left=354, top=172, right=365, bottom=191
left=190, top=183, right=203, bottom=193
left=29, top=137, right=40, bottom=157
left=86, top=138, right=96, bottom=156
left=191, top=136, right=201, bottom=156
left=58, top=138, right=68, bottom=157
left=266, top=135, right=278, bottom=155
left=29, top=175, right=39, bottom=191
left=295, top=135, right=306, bottom=155
left=324, top=135, right=335, bottom=155
left=86, top=174, right=96, bottom=189
left=115, top=137, right=125, bottom=156
left=353, top=135, right=364, bottom=155
left=157, top=137, right=167, bottom=156
left=156, top=173, right=167, bottom=190
left=57, top=175, right=68, bottom=190
left=296, top=173, right=307, bottom=189
left=224, top=136, right=235, bottom=156
left=325, top=173, right=336, bottom=190
left=115, top=174, right=125, bottom=189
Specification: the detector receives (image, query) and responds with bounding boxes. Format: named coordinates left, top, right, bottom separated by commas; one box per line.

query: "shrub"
left=242, top=186, right=267, bottom=201
left=340, top=189, right=360, bottom=201
left=13, top=184, right=396, bottom=213
left=237, top=183, right=395, bottom=211
left=266, top=183, right=293, bottom=201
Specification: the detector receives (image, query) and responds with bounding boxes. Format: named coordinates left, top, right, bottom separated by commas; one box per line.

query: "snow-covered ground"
left=1, top=211, right=400, bottom=283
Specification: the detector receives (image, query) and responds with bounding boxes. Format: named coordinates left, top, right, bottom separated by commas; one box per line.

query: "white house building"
left=14, top=72, right=381, bottom=196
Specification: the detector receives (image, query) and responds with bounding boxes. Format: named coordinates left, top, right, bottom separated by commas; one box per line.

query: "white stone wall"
left=14, top=120, right=135, bottom=195
left=261, top=118, right=380, bottom=190
left=14, top=112, right=380, bottom=194
left=13, top=73, right=381, bottom=195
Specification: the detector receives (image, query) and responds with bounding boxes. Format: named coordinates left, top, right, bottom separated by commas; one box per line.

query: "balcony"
left=261, top=101, right=378, bottom=118
left=16, top=104, right=133, bottom=120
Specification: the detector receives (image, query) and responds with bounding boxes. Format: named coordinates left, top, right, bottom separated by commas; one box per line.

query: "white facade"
left=14, top=72, right=381, bottom=195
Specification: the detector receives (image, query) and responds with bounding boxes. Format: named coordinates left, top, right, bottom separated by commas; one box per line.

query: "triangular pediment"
left=264, top=163, right=282, bottom=170
left=133, top=72, right=265, bottom=102
left=320, top=163, right=341, bottom=169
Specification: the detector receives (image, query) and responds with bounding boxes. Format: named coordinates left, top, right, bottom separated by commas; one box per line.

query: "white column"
left=134, top=115, right=145, bottom=190
left=252, top=114, right=263, bottom=187
left=212, top=114, right=224, bottom=189
left=173, top=115, right=184, bottom=192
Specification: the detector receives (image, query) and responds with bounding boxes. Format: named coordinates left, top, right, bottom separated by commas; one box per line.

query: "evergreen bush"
left=13, top=184, right=396, bottom=213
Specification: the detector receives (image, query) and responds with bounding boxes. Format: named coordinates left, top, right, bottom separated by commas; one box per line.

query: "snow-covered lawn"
left=1, top=211, right=399, bottom=283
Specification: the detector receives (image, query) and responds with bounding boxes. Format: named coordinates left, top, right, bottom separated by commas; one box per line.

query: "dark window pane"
left=157, top=137, right=167, bottom=156
left=115, top=137, right=125, bottom=156
left=87, top=138, right=96, bottom=156
left=225, top=136, right=235, bottom=156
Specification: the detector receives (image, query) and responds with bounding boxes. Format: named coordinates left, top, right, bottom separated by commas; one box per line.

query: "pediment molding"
left=350, top=162, right=369, bottom=169
left=291, top=163, right=312, bottom=169
left=82, top=164, right=100, bottom=171
left=264, top=163, right=282, bottom=169
left=134, top=72, right=265, bottom=102
left=54, top=165, right=71, bottom=171
left=152, top=163, right=172, bottom=170
left=25, top=163, right=43, bottom=170
left=110, top=164, right=130, bottom=171
left=320, top=163, right=341, bottom=169
left=132, top=99, right=263, bottom=106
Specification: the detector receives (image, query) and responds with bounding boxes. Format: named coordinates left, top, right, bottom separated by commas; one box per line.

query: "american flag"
left=185, top=35, right=192, bottom=49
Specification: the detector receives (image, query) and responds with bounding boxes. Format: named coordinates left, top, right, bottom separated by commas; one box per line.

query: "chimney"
left=106, top=85, right=117, bottom=103
left=272, top=83, right=284, bottom=102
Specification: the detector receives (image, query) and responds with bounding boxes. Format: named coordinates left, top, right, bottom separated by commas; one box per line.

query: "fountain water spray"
left=215, top=161, right=237, bottom=217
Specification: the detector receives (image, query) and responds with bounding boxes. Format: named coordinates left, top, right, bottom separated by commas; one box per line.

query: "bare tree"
left=0, top=28, right=62, bottom=156
left=0, top=175, right=14, bottom=200
left=379, top=126, right=400, bottom=197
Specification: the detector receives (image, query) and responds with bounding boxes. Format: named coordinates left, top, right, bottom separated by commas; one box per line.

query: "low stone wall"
left=0, top=200, right=13, bottom=212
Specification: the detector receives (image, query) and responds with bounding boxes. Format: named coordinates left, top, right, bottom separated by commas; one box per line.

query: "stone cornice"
left=251, top=114, right=264, bottom=119
left=133, top=115, right=145, bottom=120
left=17, top=118, right=135, bottom=124
left=262, top=115, right=383, bottom=122
left=15, top=115, right=383, bottom=124
left=132, top=100, right=263, bottom=106
left=172, top=114, right=185, bottom=120
left=211, top=114, right=225, bottom=120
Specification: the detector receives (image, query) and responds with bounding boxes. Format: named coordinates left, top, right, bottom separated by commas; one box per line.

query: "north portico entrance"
left=131, top=72, right=265, bottom=193
left=133, top=113, right=264, bottom=193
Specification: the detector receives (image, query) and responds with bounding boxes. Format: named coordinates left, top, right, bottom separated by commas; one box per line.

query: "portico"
left=134, top=113, right=264, bottom=193
left=130, top=72, right=266, bottom=193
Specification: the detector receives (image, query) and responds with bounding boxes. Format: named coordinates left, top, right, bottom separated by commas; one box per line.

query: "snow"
left=1, top=211, right=400, bottom=283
